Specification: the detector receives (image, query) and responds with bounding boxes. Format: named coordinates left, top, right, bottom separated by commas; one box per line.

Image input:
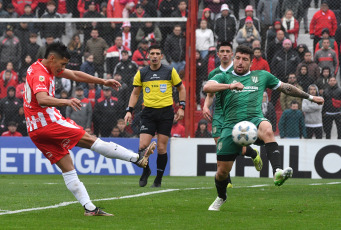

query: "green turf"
left=0, top=175, right=340, bottom=230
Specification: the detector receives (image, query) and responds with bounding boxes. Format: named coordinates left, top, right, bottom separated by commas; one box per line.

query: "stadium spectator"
left=239, top=5, right=260, bottom=33
left=281, top=9, right=299, bottom=48
left=40, top=1, right=64, bottom=41
left=14, top=106, right=27, bottom=136
left=314, top=38, right=338, bottom=77
left=117, top=118, right=131, bottom=137
left=6, top=3, right=18, bottom=20
left=322, top=76, right=341, bottom=139
left=281, top=0, right=303, bottom=20
left=325, top=0, right=341, bottom=24
left=12, top=0, right=38, bottom=17
left=310, top=1, right=337, bottom=52
left=250, top=48, right=270, bottom=72
left=297, top=64, right=315, bottom=93
left=280, top=73, right=303, bottom=110
left=171, top=0, right=187, bottom=31
left=84, top=28, right=108, bottom=78
left=125, top=44, right=186, bottom=188
left=171, top=120, right=185, bottom=137
left=257, top=0, right=280, bottom=49
left=19, top=4, right=38, bottom=33
left=0, top=25, right=21, bottom=71
left=164, top=25, right=186, bottom=73
left=78, top=0, right=99, bottom=18
left=296, top=44, right=309, bottom=63
left=199, top=8, right=214, bottom=30
left=302, top=84, right=323, bottom=139
left=271, top=39, right=299, bottom=83
left=25, top=33, right=40, bottom=61
left=106, top=36, right=131, bottom=79
left=251, top=39, right=261, bottom=49
left=1, top=61, right=18, bottom=83
left=15, top=74, right=26, bottom=101
left=79, top=53, right=95, bottom=89
left=19, top=55, right=33, bottom=80
left=262, top=91, right=277, bottom=132
left=110, top=126, right=120, bottom=137
left=316, top=66, right=331, bottom=96
left=66, top=34, right=83, bottom=71
left=132, top=39, right=150, bottom=67
left=82, top=1, right=103, bottom=43
left=204, top=46, right=220, bottom=75
left=301, top=0, right=312, bottom=33
left=55, top=90, right=68, bottom=117
left=203, top=0, right=225, bottom=20
left=194, top=119, right=211, bottom=138
left=93, top=86, right=119, bottom=137
left=0, top=1, right=10, bottom=36
left=314, top=28, right=339, bottom=57
left=266, top=29, right=286, bottom=62
left=114, top=50, right=138, bottom=89
left=279, top=100, right=307, bottom=138
left=111, top=73, right=129, bottom=119
left=214, top=4, right=236, bottom=45
left=0, top=86, right=21, bottom=127
left=140, top=0, right=157, bottom=17
left=1, top=121, right=22, bottom=136
left=136, top=21, right=162, bottom=47
left=36, top=0, right=49, bottom=18
left=0, top=70, right=18, bottom=98
left=54, top=75, right=71, bottom=99
left=129, top=3, right=149, bottom=51
left=196, top=20, right=214, bottom=59
left=84, top=82, right=103, bottom=108
left=66, top=85, right=92, bottom=133
left=159, top=0, right=177, bottom=47
left=195, top=50, right=207, bottom=111
left=14, top=22, right=30, bottom=61
left=121, top=21, right=132, bottom=50
left=236, top=16, right=261, bottom=48
left=295, top=51, right=320, bottom=82
left=265, top=19, right=287, bottom=48
left=56, top=0, right=77, bottom=40
left=230, top=0, right=250, bottom=21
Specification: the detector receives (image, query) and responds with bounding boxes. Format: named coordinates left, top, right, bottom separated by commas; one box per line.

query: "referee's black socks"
left=154, top=153, right=168, bottom=184
left=265, top=142, right=281, bottom=175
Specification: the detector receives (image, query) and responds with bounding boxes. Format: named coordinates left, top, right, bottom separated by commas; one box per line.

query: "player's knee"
left=216, top=168, right=229, bottom=179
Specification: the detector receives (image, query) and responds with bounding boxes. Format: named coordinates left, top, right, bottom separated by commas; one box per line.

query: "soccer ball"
left=232, top=121, right=258, bottom=146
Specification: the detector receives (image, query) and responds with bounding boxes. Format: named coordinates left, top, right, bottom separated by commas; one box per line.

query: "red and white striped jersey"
left=24, top=59, right=65, bottom=132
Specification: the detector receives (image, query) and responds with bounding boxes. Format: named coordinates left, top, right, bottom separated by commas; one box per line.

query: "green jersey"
left=211, top=70, right=280, bottom=127
left=207, top=63, right=234, bottom=115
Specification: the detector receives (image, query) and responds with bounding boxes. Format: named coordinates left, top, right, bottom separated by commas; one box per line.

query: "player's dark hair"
left=44, top=42, right=71, bottom=59
left=148, top=44, right=163, bottom=54
left=217, top=41, right=233, bottom=51
left=235, top=45, right=253, bottom=60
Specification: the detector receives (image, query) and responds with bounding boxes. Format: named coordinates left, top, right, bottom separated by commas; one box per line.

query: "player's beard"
left=234, top=66, right=249, bottom=75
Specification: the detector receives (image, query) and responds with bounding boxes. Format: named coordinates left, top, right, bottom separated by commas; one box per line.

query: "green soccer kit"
left=210, top=70, right=280, bottom=156
left=208, top=63, right=234, bottom=138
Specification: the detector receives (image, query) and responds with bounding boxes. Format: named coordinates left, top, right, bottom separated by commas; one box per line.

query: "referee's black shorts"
left=140, top=105, right=174, bottom=136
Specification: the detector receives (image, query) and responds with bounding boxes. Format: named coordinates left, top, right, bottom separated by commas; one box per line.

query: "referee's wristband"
left=179, top=101, right=186, bottom=110
left=126, top=106, right=134, bottom=113
left=308, top=95, right=314, bottom=101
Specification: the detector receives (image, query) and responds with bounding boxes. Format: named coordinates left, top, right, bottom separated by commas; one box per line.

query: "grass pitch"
left=0, top=175, right=340, bottom=230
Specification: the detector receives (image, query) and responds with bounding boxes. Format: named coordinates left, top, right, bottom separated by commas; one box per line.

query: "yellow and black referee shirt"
left=133, top=64, right=182, bottom=108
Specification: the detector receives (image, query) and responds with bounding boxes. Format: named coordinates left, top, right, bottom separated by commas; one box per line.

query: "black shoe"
left=151, top=182, right=161, bottom=188
left=305, top=30, right=309, bottom=34
left=139, top=167, right=151, bottom=187
left=84, top=207, right=114, bottom=216
left=135, top=141, right=156, bottom=168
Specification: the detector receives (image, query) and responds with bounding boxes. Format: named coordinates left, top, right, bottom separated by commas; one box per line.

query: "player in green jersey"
left=204, top=45, right=324, bottom=211
left=203, top=42, right=262, bottom=188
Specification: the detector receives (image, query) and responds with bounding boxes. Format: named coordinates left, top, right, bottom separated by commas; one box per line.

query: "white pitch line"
left=1, top=182, right=340, bottom=216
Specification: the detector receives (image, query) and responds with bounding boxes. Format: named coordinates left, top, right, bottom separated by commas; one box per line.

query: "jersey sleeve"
left=132, top=70, right=142, bottom=87
left=265, top=71, right=281, bottom=90
left=31, top=73, right=49, bottom=94
left=171, top=68, right=182, bottom=86
left=210, top=73, right=226, bottom=84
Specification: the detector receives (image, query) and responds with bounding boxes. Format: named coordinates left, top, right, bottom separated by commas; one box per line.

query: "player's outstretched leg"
left=135, top=141, right=157, bottom=168
left=244, top=146, right=263, bottom=171
left=274, top=167, right=293, bottom=186
left=84, top=207, right=114, bottom=216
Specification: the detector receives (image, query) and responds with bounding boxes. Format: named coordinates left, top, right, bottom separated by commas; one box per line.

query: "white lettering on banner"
left=95, top=155, right=115, bottom=174
left=75, top=149, right=95, bottom=174
left=1, top=148, right=18, bottom=173
left=35, top=149, right=54, bottom=173
left=18, top=148, right=36, bottom=173
left=116, top=159, right=135, bottom=174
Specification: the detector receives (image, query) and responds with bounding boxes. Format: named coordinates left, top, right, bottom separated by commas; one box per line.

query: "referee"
left=124, top=44, right=186, bottom=187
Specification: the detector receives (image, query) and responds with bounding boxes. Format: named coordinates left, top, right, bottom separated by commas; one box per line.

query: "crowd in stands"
left=0, top=0, right=341, bottom=139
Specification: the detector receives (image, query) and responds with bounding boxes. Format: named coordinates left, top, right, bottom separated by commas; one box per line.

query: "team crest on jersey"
left=160, top=84, right=167, bottom=93
left=145, top=87, right=150, bottom=93
left=39, top=76, right=45, bottom=82
left=212, top=126, right=217, bottom=133
left=251, top=76, right=258, bottom=83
